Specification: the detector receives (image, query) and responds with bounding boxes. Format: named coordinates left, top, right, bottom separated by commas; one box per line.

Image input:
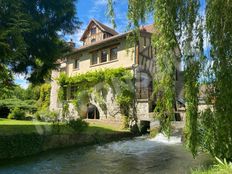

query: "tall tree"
left=0, top=0, right=80, bottom=83
left=204, top=0, right=232, bottom=161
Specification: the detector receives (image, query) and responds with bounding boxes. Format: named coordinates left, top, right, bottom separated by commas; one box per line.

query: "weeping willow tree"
left=107, top=0, right=232, bottom=160
left=152, top=0, right=183, bottom=136
left=181, top=1, right=204, bottom=157
left=204, top=0, right=232, bottom=161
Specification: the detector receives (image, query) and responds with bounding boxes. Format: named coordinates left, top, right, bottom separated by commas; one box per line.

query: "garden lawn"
left=0, top=118, right=128, bottom=135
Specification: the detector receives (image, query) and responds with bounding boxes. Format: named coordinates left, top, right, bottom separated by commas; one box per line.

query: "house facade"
left=49, top=19, right=183, bottom=123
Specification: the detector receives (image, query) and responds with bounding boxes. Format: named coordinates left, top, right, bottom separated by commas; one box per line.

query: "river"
left=0, top=134, right=211, bottom=174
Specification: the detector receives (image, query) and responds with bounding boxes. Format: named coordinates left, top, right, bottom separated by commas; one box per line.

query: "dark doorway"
left=140, top=120, right=150, bottom=134
left=87, top=104, right=100, bottom=119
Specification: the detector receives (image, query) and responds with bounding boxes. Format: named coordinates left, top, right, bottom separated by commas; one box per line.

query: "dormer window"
left=91, top=27, right=96, bottom=35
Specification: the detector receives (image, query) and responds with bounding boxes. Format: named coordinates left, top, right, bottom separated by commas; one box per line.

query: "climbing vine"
left=57, top=68, right=134, bottom=117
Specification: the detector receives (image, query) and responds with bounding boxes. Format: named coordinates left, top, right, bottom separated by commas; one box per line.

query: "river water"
left=0, top=134, right=211, bottom=174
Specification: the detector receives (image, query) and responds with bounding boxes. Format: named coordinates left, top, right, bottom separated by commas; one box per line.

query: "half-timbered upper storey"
left=61, top=19, right=160, bottom=75
left=80, top=19, right=118, bottom=45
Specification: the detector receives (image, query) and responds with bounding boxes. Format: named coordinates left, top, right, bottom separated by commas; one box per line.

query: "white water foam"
left=97, top=133, right=182, bottom=155
left=151, top=133, right=182, bottom=144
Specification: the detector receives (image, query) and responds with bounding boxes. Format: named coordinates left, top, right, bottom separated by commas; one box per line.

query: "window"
left=110, top=47, right=118, bottom=61
left=91, top=38, right=96, bottom=43
left=100, top=50, right=107, bottom=63
left=91, top=52, right=98, bottom=65
left=103, top=33, right=107, bottom=39
left=74, top=58, right=80, bottom=69
left=90, top=27, right=96, bottom=35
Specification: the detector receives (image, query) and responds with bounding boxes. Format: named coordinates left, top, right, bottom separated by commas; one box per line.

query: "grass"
left=192, top=158, right=232, bottom=174
left=0, top=118, right=51, bottom=125
left=0, top=118, right=127, bottom=135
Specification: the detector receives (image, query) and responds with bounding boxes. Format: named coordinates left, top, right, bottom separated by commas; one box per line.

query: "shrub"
left=0, top=133, right=45, bottom=159
left=0, top=99, right=37, bottom=118
left=8, top=107, right=26, bottom=120
left=67, top=119, right=88, bottom=132
left=35, top=110, right=58, bottom=122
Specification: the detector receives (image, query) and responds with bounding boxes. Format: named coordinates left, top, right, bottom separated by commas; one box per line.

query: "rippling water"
left=0, top=134, right=211, bottom=174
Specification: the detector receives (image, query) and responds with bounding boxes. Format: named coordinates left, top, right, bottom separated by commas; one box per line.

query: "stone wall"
left=50, top=72, right=151, bottom=124
left=63, top=88, right=123, bottom=123
left=136, top=99, right=150, bottom=121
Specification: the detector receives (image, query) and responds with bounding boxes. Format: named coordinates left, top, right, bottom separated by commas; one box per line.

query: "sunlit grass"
left=192, top=158, right=232, bottom=174
left=0, top=118, right=51, bottom=125
left=0, top=118, right=127, bottom=135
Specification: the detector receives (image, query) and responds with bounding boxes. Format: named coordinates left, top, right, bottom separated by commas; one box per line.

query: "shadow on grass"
left=0, top=124, right=128, bottom=136
left=0, top=125, right=54, bottom=135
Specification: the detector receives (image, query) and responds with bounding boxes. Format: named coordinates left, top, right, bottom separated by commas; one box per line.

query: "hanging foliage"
left=204, top=0, right=232, bottom=161
left=57, top=68, right=134, bottom=117
left=152, top=0, right=184, bottom=136
left=180, top=0, right=204, bottom=157
left=106, top=0, right=232, bottom=160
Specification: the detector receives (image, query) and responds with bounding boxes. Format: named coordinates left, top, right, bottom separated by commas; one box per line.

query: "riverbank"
left=0, top=133, right=212, bottom=174
left=0, top=119, right=135, bottom=161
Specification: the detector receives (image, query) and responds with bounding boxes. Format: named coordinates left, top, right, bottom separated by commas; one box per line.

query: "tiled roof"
left=93, top=19, right=118, bottom=36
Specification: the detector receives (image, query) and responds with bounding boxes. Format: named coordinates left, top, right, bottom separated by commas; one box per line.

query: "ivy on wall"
left=57, top=68, right=134, bottom=117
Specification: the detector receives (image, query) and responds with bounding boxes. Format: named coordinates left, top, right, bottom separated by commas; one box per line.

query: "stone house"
left=49, top=19, right=183, bottom=124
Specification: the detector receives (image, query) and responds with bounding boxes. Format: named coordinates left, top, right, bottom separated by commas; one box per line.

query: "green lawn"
left=0, top=118, right=51, bottom=125
left=0, top=118, right=127, bottom=135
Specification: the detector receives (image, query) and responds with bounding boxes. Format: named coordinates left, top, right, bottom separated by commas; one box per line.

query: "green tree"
left=204, top=0, right=232, bottom=161
left=0, top=64, right=14, bottom=98
left=0, top=0, right=81, bottom=84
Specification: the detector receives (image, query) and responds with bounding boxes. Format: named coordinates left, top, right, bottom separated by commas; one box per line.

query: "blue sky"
left=15, top=0, right=207, bottom=88
left=15, top=0, right=152, bottom=88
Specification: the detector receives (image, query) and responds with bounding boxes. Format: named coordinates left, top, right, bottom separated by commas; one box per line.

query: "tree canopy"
left=0, top=0, right=80, bottom=83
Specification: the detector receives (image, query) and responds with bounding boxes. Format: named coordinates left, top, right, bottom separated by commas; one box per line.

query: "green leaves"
left=204, top=0, right=232, bottom=161
left=58, top=68, right=134, bottom=117
left=0, top=0, right=81, bottom=83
